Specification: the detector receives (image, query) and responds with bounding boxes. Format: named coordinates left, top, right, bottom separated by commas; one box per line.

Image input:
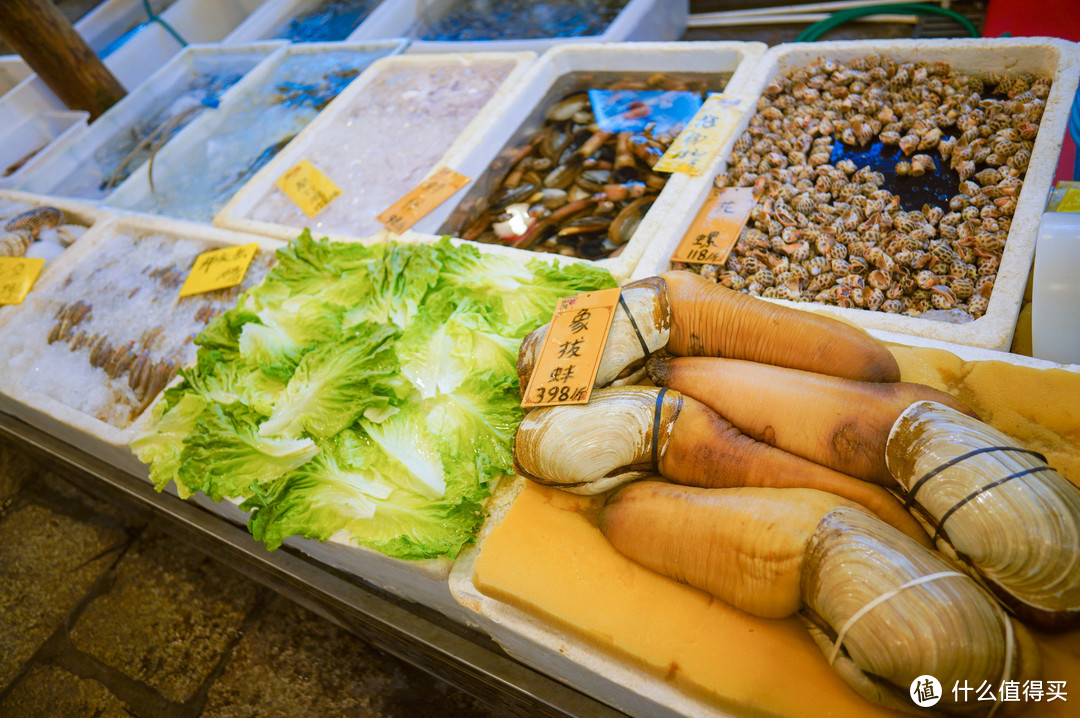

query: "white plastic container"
left=632, top=38, right=1080, bottom=351
left=17, top=42, right=284, bottom=202
left=410, top=42, right=766, bottom=282
left=213, top=51, right=537, bottom=243
left=1032, top=212, right=1080, bottom=364
left=361, top=0, right=687, bottom=53
left=0, top=111, right=90, bottom=189
left=0, top=215, right=282, bottom=476
left=0, top=76, right=67, bottom=135
left=224, top=0, right=389, bottom=43
left=72, top=0, right=178, bottom=56
left=95, top=0, right=267, bottom=91
left=105, top=40, right=407, bottom=224
left=0, top=58, right=32, bottom=95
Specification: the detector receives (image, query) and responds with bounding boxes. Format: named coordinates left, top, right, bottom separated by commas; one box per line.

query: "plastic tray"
left=413, top=41, right=767, bottom=283
left=0, top=111, right=90, bottom=189
left=104, top=40, right=407, bottom=224
left=632, top=38, right=1080, bottom=351
left=213, top=51, right=537, bottom=243
left=224, top=0, right=391, bottom=44
left=17, top=42, right=285, bottom=202
left=0, top=214, right=282, bottom=476
left=363, top=0, right=688, bottom=54
left=71, top=0, right=178, bottom=56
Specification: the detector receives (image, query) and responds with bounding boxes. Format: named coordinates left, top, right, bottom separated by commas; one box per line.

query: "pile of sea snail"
left=684, top=55, right=1051, bottom=319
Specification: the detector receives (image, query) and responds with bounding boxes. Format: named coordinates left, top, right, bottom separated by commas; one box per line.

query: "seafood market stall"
left=2, top=2, right=1080, bottom=716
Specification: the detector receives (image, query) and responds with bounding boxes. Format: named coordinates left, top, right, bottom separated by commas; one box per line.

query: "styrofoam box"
left=213, top=51, right=538, bottom=243
left=105, top=40, right=408, bottom=224
left=450, top=331, right=1080, bottom=718
left=0, top=76, right=67, bottom=141
left=0, top=188, right=105, bottom=297
left=0, top=58, right=32, bottom=95
left=224, top=0, right=388, bottom=44
left=99, top=0, right=267, bottom=91
left=0, top=215, right=283, bottom=477
left=0, top=111, right=89, bottom=189
left=407, top=42, right=766, bottom=283
left=71, top=0, right=178, bottom=56
left=17, top=42, right=285, bottom=202
left=631, top=38, right=1080, bottom=351
left=360, top=0, right=687, bottom=54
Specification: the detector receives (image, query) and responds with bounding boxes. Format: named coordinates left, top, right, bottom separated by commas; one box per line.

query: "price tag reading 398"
left=521, top=287, right=621, bottom=409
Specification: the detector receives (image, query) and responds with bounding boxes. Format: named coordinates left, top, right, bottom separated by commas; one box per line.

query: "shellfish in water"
left=887, top=400, right=1080, bottom=629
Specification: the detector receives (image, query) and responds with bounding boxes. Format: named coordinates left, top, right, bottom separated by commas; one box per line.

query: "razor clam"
left=516, top=276, right=669, bottom=392
left=513, top=386, right=681, bottom=495
left=887, top=400, right=1080, bottom=629
left=602, top=482, right=1039, bottom=716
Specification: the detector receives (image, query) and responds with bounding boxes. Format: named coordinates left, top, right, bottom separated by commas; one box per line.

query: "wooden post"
left=0, top=0, right=126, bottom=120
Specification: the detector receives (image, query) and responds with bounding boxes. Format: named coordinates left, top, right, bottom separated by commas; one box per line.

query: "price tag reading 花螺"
left=654, top=94, right=744, bottom=176
left=276, top=159, right=342, bottom=218
left=521, top=287, right=622, bottom=409
left=178, top=243, right=258, bottom=298
left=0, top=257, right=45, bottom=305
left=377, top=167, right=470, bottom=234
left=670, top=187, right=756, bottom=265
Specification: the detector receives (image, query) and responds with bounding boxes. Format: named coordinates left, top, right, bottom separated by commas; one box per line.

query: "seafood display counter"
left=3, top=30, right=1080, bottom=718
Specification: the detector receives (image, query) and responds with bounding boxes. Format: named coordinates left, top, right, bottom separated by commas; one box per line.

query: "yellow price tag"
left=0, top=257, right=45, bottom=305
left=1055, top=187, right=1080, bottom=213
left=377, top=167, right=470, bottom=234
left=276, top=159, right=342, bottom=218
left=521, top=287, right=621, bottom=409
left=671, top=187, right=756, bottom=265
left=654, top=94, right=745, bottom=176
left=178, top=243, right=258, bottom=298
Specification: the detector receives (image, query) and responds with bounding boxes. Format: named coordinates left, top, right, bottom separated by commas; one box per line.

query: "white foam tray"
left=0, top=76, right=67, bottom=144
left=17, top=42, right=285, bottom=202
left=0, top=214, right=283, bottom=477
left=353, top=0, right=687, bottom=54
left=631, top=38, right=1080, bottom=351
left=212, top=50, right=538, bottom=243
left=105, top=39, right=408, bottom=224
left=72, top=0, right=178, bottom=56
left=449, top=334, right=1079, bottom=718
left=224, top=0, right=390, bottom=44
left=407, top=41, right=766, bottom=283
left=0, top=111, right=89, bottom=189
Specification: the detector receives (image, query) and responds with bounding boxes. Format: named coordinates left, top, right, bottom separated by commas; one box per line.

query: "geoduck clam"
left=887, top=401, right=1080, bottom=630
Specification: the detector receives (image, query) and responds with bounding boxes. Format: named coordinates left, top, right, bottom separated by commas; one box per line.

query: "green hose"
left=794, top=3, right=980, bottom=42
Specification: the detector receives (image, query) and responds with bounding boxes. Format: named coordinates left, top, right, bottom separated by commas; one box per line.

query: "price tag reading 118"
left=522, top=287, right=621, bottom=409
left=276, top=159, right=342, bottom=217
left=670, top=187, right=756, bottom=265
left=178, top=243, right=258, bottom=298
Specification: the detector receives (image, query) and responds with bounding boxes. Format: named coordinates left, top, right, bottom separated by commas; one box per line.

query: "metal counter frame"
left=0, top=408, right=626, bottom=718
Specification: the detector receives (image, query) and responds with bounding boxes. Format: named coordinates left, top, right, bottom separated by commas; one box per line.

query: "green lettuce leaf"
left=130, top=392, right=208, bottom=496
left=257, top=323, right=401, bottom=440
left=178, top=403, right=320, bottom=501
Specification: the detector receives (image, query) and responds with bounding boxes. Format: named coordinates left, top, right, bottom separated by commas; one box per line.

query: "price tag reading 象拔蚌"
left=670, top=187, right=756, bottom=265
left=653, top=94, right=744, bottom=176
left=377, top=167, right=470, bottom=234
left=521, top=287, right=622, bottom=409
left=0, top=257, right=45, bottom=305
left=178, top=243, right=258, bottom=298
left=276, top=159, right=342, bottom=218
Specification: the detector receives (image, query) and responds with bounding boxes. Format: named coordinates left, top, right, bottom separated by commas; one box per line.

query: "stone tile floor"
left=0, top=434, right=511, bottom=717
